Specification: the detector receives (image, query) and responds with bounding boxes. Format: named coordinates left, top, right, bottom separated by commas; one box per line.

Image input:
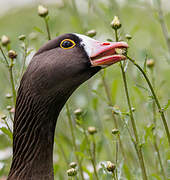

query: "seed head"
left=146, top=59, right=155, bottom=68
left=88, top=126, right=97, bottom=135
left=112, top=128, right=119, bottom=135
left=8, top=50, right=17, bottom=59
left=38, top=5, right=48, bottom=17
left=69, top=162, right=77, bottom=168
left=106, top=161, right=116, bottom=172
left=67, top=168, right=77, bottom=176
left=74, top=108, right=83, bottom=116
left=110, top=16, right=121, bottom=30
left=1, top=35, right=10, bottom=46
left=86, top=29, right=97, bottom=38
left=18, top=35, right=26, bottom=41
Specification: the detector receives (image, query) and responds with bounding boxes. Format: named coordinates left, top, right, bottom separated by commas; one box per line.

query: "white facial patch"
left=74, top=33, right=99, bottom=57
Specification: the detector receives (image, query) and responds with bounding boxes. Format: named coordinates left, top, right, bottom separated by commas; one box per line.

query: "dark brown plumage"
left=7, top=33, right=127, bottom=180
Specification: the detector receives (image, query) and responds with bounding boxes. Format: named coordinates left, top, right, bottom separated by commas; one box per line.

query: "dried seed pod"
left=67, top=168, right=77, bottom=176
left=86, top=29, right=97, bottom=38
left=74, top=108, right=83, bottom=116
left=106, top=161, right=116, bottom=172
left=111, top=128, right=119, bottom=135
left=125, top=34, right=132, bottom=40
left=8, top=50, right=17, bottom=59
left=38, top=5, right=48, bottom=17
left=146, top=59, right=155, bottom=68
left=1, top=35, right=10, bottom=46
left=18, top=35, right=26, bottom=41
left=110, top=16, right=121, bottom=30
left=69, top=162, right=77, bottom=168
left=88, top=126, right=97, bottom=135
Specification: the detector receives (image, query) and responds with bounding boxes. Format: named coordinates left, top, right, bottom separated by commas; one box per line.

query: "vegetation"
left=0, top=0, right=169, bottom=179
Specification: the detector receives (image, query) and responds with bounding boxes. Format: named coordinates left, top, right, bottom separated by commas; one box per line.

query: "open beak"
left=90, top=41, right=128, bottom=67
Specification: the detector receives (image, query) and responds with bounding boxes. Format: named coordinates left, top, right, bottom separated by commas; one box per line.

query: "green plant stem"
left=20, top=42, right=27, bottom=78
left=114, top=29, right=148, bottom=180
left=66, top=103, right=85, bottom=180
left=82, top=127, right=99, bottom=180
left=9, top=59, right=16, bottom=105
left=150, top=69, right=166, bottom=180
left=126, top=56, right=170, bottom=145
left=0, top=45, right=9, bottom=66
left=44, top=17, right=51, bottom=40
left=119, top=62, right=148, bottom=180
left=0, top=46, right=16, bottom=105
left=100, top=71, right=126, bottom=161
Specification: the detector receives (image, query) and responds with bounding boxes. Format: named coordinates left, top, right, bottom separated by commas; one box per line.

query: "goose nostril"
left=102, top=42, right=110, bottom=45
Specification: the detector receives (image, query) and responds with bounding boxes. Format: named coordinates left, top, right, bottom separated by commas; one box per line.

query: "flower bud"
left=8, top=50, right=17, bottom=59
left=38, top=5, right=48, bottom=17
left=110, top=16, right=121, bottom=30
left=88, top=126, right=97, bottom=135
left=5, top=93, right=12, bottom=99
left=125, top=34, right=132, bottom=40
left=69, top=162, right=77, bottom=168
left=131, top=107, right=136, bottom=112
left=106, top=161, right=116, bottom=172
left=86, top=29, right=97, bottom=38
left=1, top=115, right=7, bottom=120
left=6, top=105, right=12, bottom=111
left=1, top=35, right=10, bottom=46
left=112, top=128, right=119, bottom=135
left=10, top=107, right=15, bottom=113
left=74, top=108, right=83, bottom=116
left=67, top=168, right=77, bottom=176
left=18, top=35, right=26, bottom=41
left=146, top=59, right=155, bottom=68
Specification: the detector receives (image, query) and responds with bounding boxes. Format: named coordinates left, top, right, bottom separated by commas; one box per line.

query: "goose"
left=7, top=33, right=128, bottom=180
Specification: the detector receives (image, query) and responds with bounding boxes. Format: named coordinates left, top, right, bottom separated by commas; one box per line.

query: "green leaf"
left=92, top=97, right=98, bottom=110
left=0, top=127, right=12, bottom=140
left=34, top=26, right=44, bottom=34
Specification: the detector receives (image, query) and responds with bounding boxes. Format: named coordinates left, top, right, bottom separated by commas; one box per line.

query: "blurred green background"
left=0, top=0, right=169, bottom=179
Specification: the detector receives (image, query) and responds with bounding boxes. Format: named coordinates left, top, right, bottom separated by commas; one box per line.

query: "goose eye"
left=60, top=39, right=76, bottom=49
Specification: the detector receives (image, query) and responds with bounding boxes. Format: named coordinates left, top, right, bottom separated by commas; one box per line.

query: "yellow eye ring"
left=60, top=39, right=76, bottom=49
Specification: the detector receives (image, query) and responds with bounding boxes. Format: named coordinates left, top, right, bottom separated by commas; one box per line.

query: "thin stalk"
left=20, top=42, right=27, bottom=78
left=100, top=71, right=126, bottom=160
left=0, top=45, right=9, bottom=66
left=155, top=0, right=170, bottom=53
left=150, top=68, right=166, bottom=180
left=9, top=59, right=16, bottom=105
left=0, top=46, right=16, bottom=105
left=114, top=29, right=148, bottom=180
left=119, top=62, right=148, bottom=180
left=66, top=103, right=85, bottom=180
left=82, top=127, right=99, bottom=180
left=44, top=17, right=51, bottom=40
left=126, top=56, right=170, bottom=145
